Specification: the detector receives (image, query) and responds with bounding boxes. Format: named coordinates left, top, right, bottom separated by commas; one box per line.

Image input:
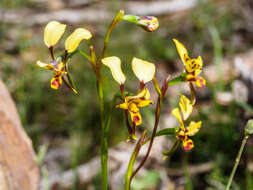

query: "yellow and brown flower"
left=173, top=39, right=206, bottom=87
left=172, top=94, right=202, bottom=151
left=116, top=88, right=153, bottom=126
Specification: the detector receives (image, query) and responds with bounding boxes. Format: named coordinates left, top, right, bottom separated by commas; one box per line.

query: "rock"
left=0, top=79, right=39, bottom=190
left=215, top=91, right=234, bottom=106
left=232, top=80, right=248, bottom=103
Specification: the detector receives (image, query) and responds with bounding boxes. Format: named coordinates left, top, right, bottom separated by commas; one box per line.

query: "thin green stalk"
left=78, top=50, right=91, bottom=62
left=101, top=9, right=124, bottom=59
left=127, top=78, right=164, bottom=187
left=225, top=120, right=253, bottom=190
left=98, top=79, right=108, bottom=190
left=225, top=135, right=248, bottom=190
left=125, top=131, right=147, bottom=190
left=90, top=46, right=108, bottom=190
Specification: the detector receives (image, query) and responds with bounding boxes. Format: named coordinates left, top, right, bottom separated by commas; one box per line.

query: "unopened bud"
left=245, top=119, right=253, bottom=136
left=123, top=15, right=159, bottom=32
left=138, top=16, right=159, bottom=32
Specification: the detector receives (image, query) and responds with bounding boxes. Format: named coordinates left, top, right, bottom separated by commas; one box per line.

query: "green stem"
left=90, top=46, right=108, bottom=190
left=78, top=50, right=91, bottom=62
left=101, top=9, right=124, bottom=59
left=98, top=79, right=108, bottom=190
left=225, top=135, right=249, bottom=190
left=125, top=131, right=147, bottom=190
left=128, top=78, right=164, bottom=187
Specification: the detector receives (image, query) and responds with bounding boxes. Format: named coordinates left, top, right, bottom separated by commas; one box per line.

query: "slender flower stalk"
left=101, top=9, right=124, bottom=59
left=89, top=46, right=108, bottom=190
left=125, top=131, right=147, bottom=190
left=225, top=120, right=253, bottom=190
left=126, top=77, right=169, bottom=188
left=225, top=135, right=248, bottom=190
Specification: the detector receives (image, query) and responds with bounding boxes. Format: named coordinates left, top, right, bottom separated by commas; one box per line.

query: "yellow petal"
left=179, top=94, right=193, bottom=120
left=132, top=57, right=155, bottom=83
left=65, top=28, right=92, bottom=53
left=172, top=108, right=184, bottom=129
left=116, top=102, right=128, bottom=110
left=36, top=60, right=54, bottom=70
left=102, top=56, right=126, bottom=84
left=185, top=56, right=203, bottom=73
left=197, top=56, right=203, bottom=68
left=182, top=138, right=194, bottom=151
left=173, top=38, right=188, bottom=66
left=186, top=121, right=202, bottom=136
left=44, top=21, right=66, bottom=47
left=195, top=77, right=206, bottom=88
left=127, top=88, right=149, bottom=100
left=130, top=111, right=142, bottom=126
left=137, top=99, right=153, bottom=108
left=50, top=75, right=62, bottom=89
left=128, top=103, right=139, bottom=113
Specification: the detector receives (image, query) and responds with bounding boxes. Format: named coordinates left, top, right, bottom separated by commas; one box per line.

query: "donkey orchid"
left=116, top=88, right=153, bottom=126
left=173, top=39, right=206, bottom=87
left=37, top=21, right=92, bottom=89
left=172, top=94, right=202, bottom=151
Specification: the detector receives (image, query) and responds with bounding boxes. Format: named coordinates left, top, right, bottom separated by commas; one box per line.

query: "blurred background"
left=0, top=0, right=253, bottom=189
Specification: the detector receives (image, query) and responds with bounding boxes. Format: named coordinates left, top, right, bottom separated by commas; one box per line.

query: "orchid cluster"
left=36, top=21, right=92, bottom=92
left=36, top=9, right=206, bottom=190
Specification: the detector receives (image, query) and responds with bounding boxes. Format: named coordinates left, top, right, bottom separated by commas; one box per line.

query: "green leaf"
left=156, top=127, right=179, bottom=137
left=169, top=73, right=186, bottom=86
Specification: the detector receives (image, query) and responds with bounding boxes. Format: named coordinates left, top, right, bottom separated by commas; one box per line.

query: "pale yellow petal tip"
left=65, top=28, right=92, bottom=53
left=172, top=38, right=178, bottom=44
left=132, top=57, right=155, bottom=83
left=44, top=21, right=66, bottom=47
left=36, top=60, right=46, bottom=67
left=36, top=60, right=54, bottom=70
left=102, top=56, right=126, bottom=84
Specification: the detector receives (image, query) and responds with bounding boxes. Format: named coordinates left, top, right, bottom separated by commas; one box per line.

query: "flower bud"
left=138, top=16, right=159, bottom=32
left=123, top=15, right=159, bottom=32
left=245, top=119, right=253, bottom=136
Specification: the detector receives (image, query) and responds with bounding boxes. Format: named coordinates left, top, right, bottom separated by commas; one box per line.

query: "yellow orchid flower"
left=132, top=57, right=155, bottom=84
left=65, top=28, right=92, bottom=53
left=44, top=21, right=66, bottom=47
left=36, top=60, right=66, bottom=89
left=172, top=94, right=201, bottom=151
left=173, top=39, right=206, bottom=87
left=116, top=88, right=153, bottom=126
left=176, top=121, right=202, bottom=151
left=102, top=56, right=126, bottom=85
